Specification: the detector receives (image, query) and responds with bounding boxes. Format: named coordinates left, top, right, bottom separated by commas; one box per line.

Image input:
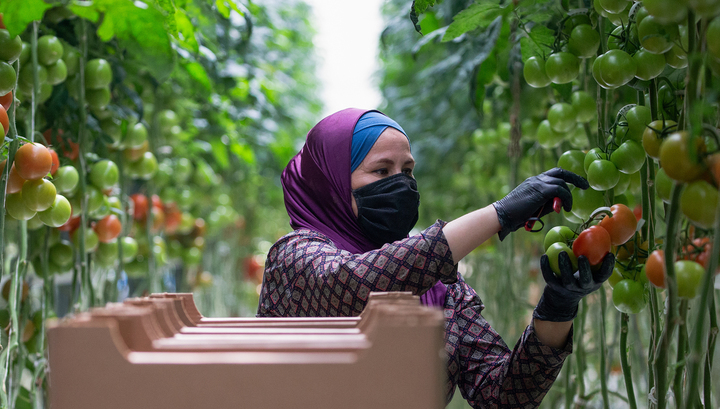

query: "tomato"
left=598, top=50, right=636, bottom=88
left=5, top=191, right=36, bottom=220
left=46, top=59, right=68, bottom=86
left=543, top=225, right=575, bottom=251
left=0, top=61, right=15, bottom=96
left=124, top=122, right=148, bottom=149
left=86, top=87, right=111, bottom=110
left=0, top=29, right=22, bottom=63
left=545, top=52, right=580, bottom=84
left=663, top=44, right=687, bottom=69
left=570, top=91, right=595, bottom=123
left=558, top=150, right=587, bottom=178
left=642, top=119, right=676, bottom=159
left=568, top=24, right=600, bottom=58
left=38, top=194, right=71, bottom=227
left=598, top=204, right=638, bottom=246
left=85, top=58, right=112, bottom=90
left=675, top=260, right=704, bottom=299
left=0, top=161, right=23, bottom=194
left=0, top=104, right=8, bottom=136
left=22, top=178, right=56, bottom=212
left=120, top=237, right=139, bottom=263
left=43, top=129, right=79, bottom=161
left=573, top=225, right=612, bottom=265
left=709, top=18, right=720, bottom=60
left=63, top=44, right=80, bottom=77
left=599, top=0, right=630, bottom=13
left=18, top=64, right=48, bottom=91
left=14, top=143, right=53, bottom=180
left=659, top=131, right=707, bottom=182
left=655, top=167, right=673, bottom=203
left=613, top=172, right=631, bottom=195
left=612, top=279, right=647, bottom=314
left=100, top=118, right=122, bottom=147
left=536, top=119, right=565, bottom=149
left=680, top=180, right=718, bottom=229
left=131, top=193, right=149, bottom=220
left=174, top=158, right=193, bottom=183
left=587, top=159, right=620, bottom=191
left=584, top=148, right=608, bottom=173
left=88, top=194, right=111, bottom=220
left=94, top=214, right=122, bottom=243
left=49, top=240, right=74, bottom=269
left=523, top=56, right=551, bottom=88
left=608, top=265, right=625, bottom=287
left=622, top=105, right=652, bottom=143
left=37, top=35, right=64, bottom=66
left=611, top=141, right=645, bottom=174
left=128, top=151, right=158, bottom=180
left=643, top=0, right=688, bottom=23
left=0, top=90, right=11, bottom=111
left=94, top=240, right=119, bottom=267
left=638, top=16, right=679, bottom=54
left=690, top=0, right=720, bottom=18
left=85, top=185, right=106, bottom=215
left=547, top=103, right=577, bottom=133
left=571, top=186, right=606, bottom=219
left=633, top=48, right=666, bottom=80
left=73, top=228, right=99, bottom=253
left=546, top=242, right=579, bottom=275
left=89, top=159, right=119, bottom=190
left=123, top=140, right=149, bottom=162
left=52, top=165, right=79, bottom=194
left=58, top=215, right=80, bottom=233
left=646, top=250, right=666, bottom=288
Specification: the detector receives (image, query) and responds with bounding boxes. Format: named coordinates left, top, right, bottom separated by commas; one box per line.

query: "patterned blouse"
left=257, top=220, right=572, bottom=408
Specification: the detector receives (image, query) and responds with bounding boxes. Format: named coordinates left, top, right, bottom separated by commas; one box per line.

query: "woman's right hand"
left=492, top=168, right=589, bottom=240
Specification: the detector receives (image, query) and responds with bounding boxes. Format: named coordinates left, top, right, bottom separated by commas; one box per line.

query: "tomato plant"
left=573, top=225, right=612, bottom=265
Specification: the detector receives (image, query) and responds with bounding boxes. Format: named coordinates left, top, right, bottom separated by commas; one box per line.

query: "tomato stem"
left=30, top=21, right=39, bottom=142
left=598, top=288, right=610, bottom=409
left=619, top=312, right=637, bottom=409
left=672, top=299, right=688, bottom=408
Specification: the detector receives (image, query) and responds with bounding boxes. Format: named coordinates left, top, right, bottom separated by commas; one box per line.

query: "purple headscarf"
left=281, top=108, right=447, bottom=308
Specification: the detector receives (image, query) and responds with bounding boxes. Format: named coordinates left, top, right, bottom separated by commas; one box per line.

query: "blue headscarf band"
left=350, top=111, right=408, bottom=172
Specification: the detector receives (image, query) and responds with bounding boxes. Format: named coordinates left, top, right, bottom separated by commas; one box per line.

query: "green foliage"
left=442, top=3, right=504, bottom=42
left=0, top=0, right=53, bottom=37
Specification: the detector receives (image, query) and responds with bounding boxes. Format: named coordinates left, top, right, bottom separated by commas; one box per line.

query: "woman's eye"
left=403, top=168, right=413, bottom=176
left=374, top=168, right=388, bottom=175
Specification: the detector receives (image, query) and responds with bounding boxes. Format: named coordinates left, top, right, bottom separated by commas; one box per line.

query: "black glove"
left=493, top=168, right=589, bottom=240
left=533, top=251, right=615, bottom=322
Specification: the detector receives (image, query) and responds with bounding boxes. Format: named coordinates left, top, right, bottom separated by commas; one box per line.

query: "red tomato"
left=130, top=193, right=149, bottom=221
left=646, top=250, right=667, bottom=288
left=0, top=104, right=8, bottom=136
left=164, top=204, right=182, bottom=234
left=633, top=204, right=642, bottom=221
left=49, top=149, right=60, bottom=175
left=684, top=237, right=720, bottom=275
left=93, top=214, right=122, bottom=243
left=0, top=160, right=26, bottom=194
left=572, top=225, right=612, bottom=265
left=58, top=215, right=81, bottom=233
left=0, top=91, right=11, bottom=111
left=598, top=204, right=638, bottom=246
left=14, top=143, right=53, bottom=180
left=43, top=129, right=79, bottom=161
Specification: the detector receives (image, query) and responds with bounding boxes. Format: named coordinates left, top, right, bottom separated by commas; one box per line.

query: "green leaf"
left=0, top=0, right=54, bottom=37
left=215, top=0, right=230, bottom=18
left=69, top=0, right=175, bottom=81
left=174, top=8, right=199, bottom=53
left=153, top=0, right=178, bottom=36
left=519, top=24, right=554, bottom=62
left=183, top=62, right=211, bottom=91
left=211, top=139, right=230, bottom=169
left=442, top=3, right=503, bottom=42
left=413, top=0, right=436, bottom=14
left=230, top=142, right=255, bottom=165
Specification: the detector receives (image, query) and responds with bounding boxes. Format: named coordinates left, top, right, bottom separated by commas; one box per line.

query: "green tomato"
left=89, top=159, right=119, bottom=190
left=638, top=15, right=679, bottom=54
left=592, top=54, right=612, bottom=89
left=5, top=191, right=37, bottom=220
left=675, top=260, right=704, bottom=299
left=536, top=119, right=565, bottom=149
left=655, top=167, right=673, bottom=203
left=95, top=240, right=119, bottom=268
left=73, top=228, right=99, bottom=253
left=558, top=150, right=587, bottom=178
left=612, top=279, right=646, bottom=314
left=571, top=187, right=606, bottom=219
left=523, top=56, right=551, bottom=88
left=100, top=118, right=122, bottom=147
left=546, top=242, right=579, bottom=276
left=614, top=172, right=631, bottom=195
left=128, top=151, right=158, bottom=180
left=46, top=59, right=68, bottom=85
left=611, top=141, right=646, bottom=174
left=38, top=194, right=71, bottom=228
left=545, top=52, right=580, bottom=84
left=121, top=237, right=139, bottom=263
left=680, top=180, right=718, bottom=229
left=22, top=179, right=57, bottom=212
left=664, top=44, right=688, bottom=69
left=643, top=0, right=688, bottom=23
left=587, top=159, right=620, bottom=191
left=124, top=122, right=148, bottom=149
left=52, top=166, right=79, bottom=194
left=689, top=0, right=720, bottom=17
left=86, top=87, right=111, bottom=110
left=37, top=35, right=64, bottom=66
left=608, top=265, right=625, bottom=288
left=86, top=185, right=105, bottom=215
left=0, top=29, right=23, bottom=63
left=543, top=226, right=575, bottom=251
left=27, top=213, right=45, bottom=230
left=174, top=158, right=193, bottom=183
left=562, top=13, right=592, bottom=35
left=49, top=240, right=74, bottom=269
left=85, top=58, right=112, bottom=90
left=598, top=49, right=636, bottom=88
left=159, top=110, right=179, bottom=133
left=571, top=91, right=596, bottom=123
left=0, top=61, right=16, bottom=96
left=627, top=170, right=642, bottom=195
left=547, top=103, right=577, bottom=133
left=19, top=64, right=48, bottom=89
left=62, top=44, right=80, bottom=77
left=584, top=148, right=609, bottom=173
left=621, top=105, right=652, bottom=142
left=599, top=0, right=630, bottom=14
left=568, top=24, right=600, bottom=58
left=633, top=48, right=666, bottom=80
left=124, top=258, right=148, bottom=278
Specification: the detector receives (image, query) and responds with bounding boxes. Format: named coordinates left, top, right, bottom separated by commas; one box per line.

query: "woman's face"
left=350, top=127, right=415, bottom=216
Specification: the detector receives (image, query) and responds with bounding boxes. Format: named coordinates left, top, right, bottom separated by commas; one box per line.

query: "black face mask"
left=352, top=173, right=420, bottom=246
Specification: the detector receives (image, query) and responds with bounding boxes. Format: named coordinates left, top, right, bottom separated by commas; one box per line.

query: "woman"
left=257, top=108, right=614, bottom=408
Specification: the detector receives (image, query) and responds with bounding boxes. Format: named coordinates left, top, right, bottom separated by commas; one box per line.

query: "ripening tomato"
left=0, top=161, right=25, bottom=194
left=680, top=180, right=718, bottom=229
left=57, top=215, right=81, bottom=233
left=131, top=193, right=149, bottom=221
left=0, top=104, right=8, bottom=136
left=573, top=225, right=612, bottom=265
left=94, top=214, right=122, bottom=243
left=0, top=91, right=11, bottom=111
left=642, top=119, right=676, bottom=159
left=598, top=204, right=638, bottom=246
left=659, top=131, right=707, bottom=182
left=14, top=143, right=53, bottom=180
left=646, top=250, right=667, bottom=288
left=48, top=149, right=60, bottom=175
